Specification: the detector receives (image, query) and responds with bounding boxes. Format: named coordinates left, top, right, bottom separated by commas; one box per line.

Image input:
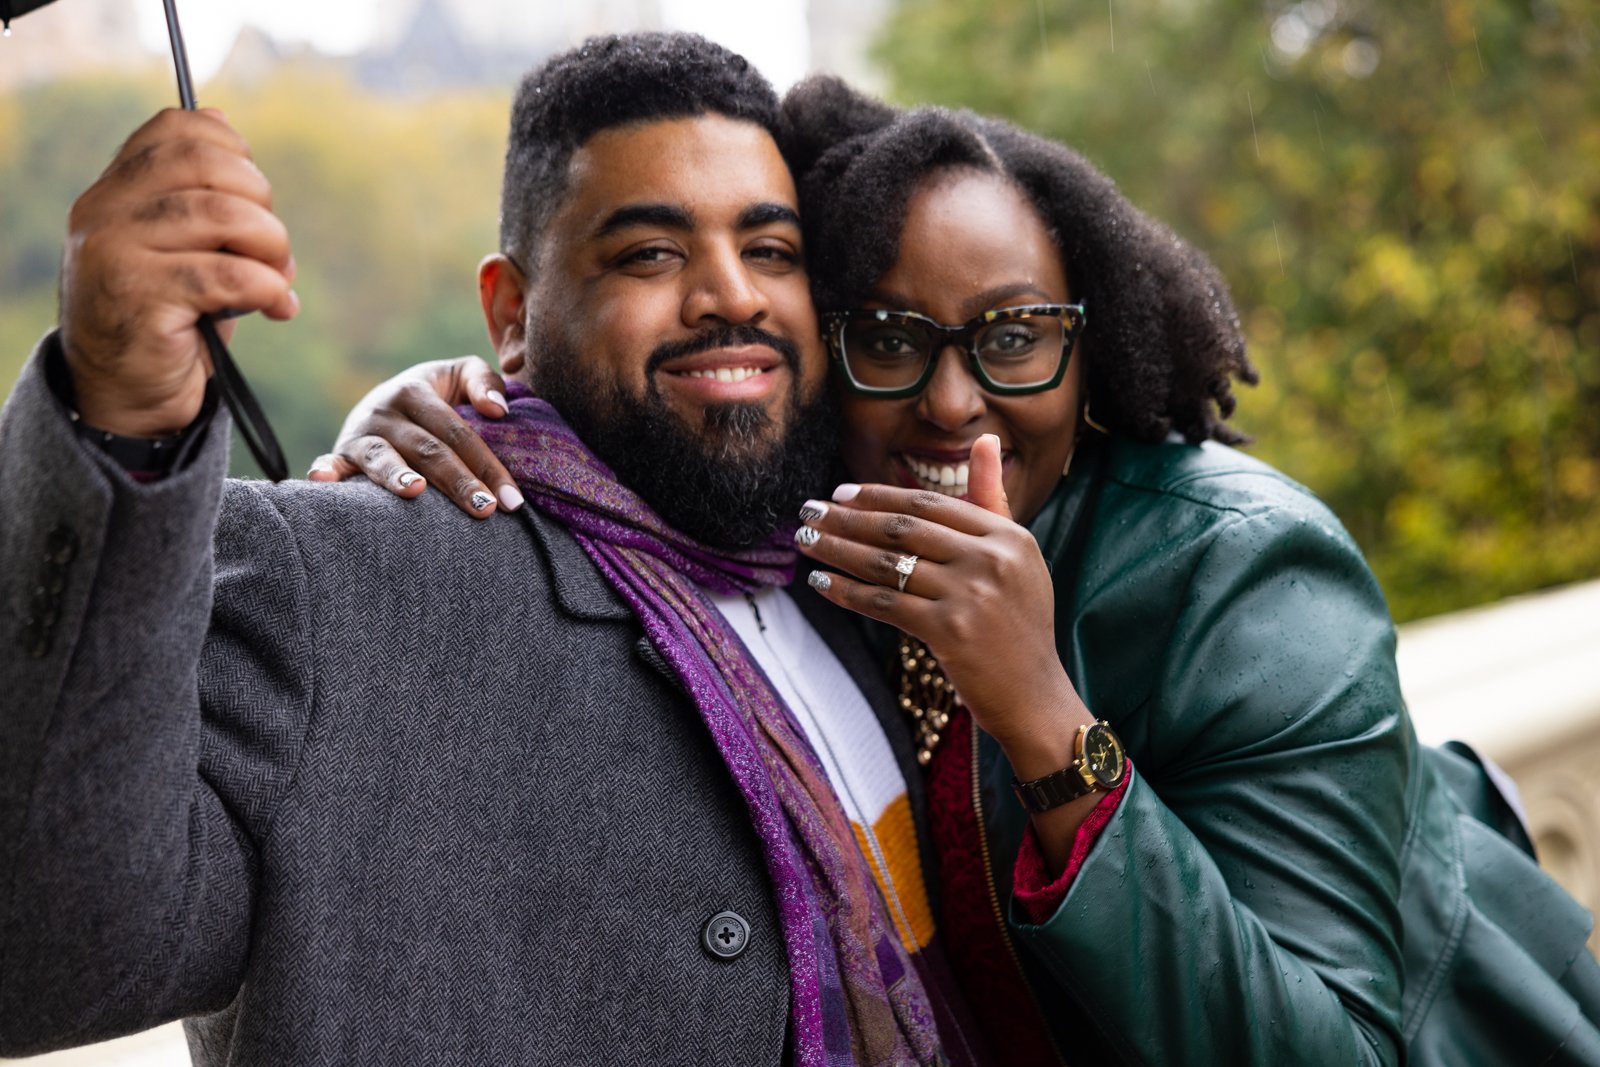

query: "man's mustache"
left=645, top=324, right=802, bottom=376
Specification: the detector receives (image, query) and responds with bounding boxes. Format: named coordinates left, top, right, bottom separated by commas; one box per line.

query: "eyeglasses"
left=821, top=303, right=1086, bottom=398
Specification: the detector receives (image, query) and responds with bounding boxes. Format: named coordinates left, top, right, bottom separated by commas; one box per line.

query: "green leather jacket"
left=933, top=433, right=1600, bottom=1065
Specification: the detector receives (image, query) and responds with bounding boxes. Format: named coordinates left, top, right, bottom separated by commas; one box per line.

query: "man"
left=0, top=34, right=957, bottom=1065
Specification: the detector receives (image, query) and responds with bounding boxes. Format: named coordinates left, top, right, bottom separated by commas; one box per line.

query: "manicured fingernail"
left=470, top=490, right=495, bottom=511
left=497, top=484, right=524, bottom=511
left=308, top=460, right=334, bottom=477
left=794, top=526, right=821, bottom=548
left=487, top=390, right=508, bottom=414
left=799, top=500, right=828, bottom=523
left=808, top=571, right=832, bottom=591
left=832, top=483, right=861, bottom=502
left=397, top=470, right=421, bottom=489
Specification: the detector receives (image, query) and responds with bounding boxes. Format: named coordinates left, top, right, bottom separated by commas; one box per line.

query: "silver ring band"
left=895, top=554, right=919, bottom=593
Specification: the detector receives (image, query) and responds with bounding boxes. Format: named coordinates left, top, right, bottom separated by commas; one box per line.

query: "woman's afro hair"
left=782, top=76, right=1258, bottom=445
left=500, top=32, right=783, bottom=278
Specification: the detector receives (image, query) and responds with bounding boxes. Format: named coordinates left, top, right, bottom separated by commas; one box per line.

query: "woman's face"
left=837, top=168, right=1082, bottom=526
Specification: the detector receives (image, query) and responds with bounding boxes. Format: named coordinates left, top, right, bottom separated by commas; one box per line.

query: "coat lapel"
left=526, top=503, right=928, bottom=870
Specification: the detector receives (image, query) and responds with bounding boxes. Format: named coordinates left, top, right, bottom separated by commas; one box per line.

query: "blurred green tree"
left=0, top=66, right=506, bottom=481
left=3, top=13, right=1595, bottom=620
left=875, top=0, right=1598, bottom=620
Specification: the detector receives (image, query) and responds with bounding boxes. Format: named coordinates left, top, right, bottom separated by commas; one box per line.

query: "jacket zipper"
left=971, top=723, right=1069, bottom=1066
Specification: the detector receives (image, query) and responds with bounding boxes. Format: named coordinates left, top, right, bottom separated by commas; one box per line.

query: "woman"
left=314, top=77, right=1600, bottom=1065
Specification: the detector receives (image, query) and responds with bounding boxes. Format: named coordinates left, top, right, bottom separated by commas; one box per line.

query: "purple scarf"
left=464, top=392, right=943, bottom=1066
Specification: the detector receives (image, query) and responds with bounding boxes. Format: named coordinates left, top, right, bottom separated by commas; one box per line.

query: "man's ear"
left=479, top=254, right=528, bottom=375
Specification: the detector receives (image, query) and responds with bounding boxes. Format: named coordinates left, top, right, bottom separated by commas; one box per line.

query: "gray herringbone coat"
left=0, top=337, right=926, bottom=1064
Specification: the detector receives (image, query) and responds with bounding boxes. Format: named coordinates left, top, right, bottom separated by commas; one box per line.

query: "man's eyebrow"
left=738, top=203, right=802, bottom=230
left=593, top=204, right=694, bottom=239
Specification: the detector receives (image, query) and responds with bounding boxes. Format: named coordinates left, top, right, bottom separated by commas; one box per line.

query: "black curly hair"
left=783, top=76, right=1258, bottom=445
left=499, top=32, right=784, bottom=279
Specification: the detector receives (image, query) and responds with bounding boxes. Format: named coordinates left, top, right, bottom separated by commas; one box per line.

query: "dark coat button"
left=29, top=590, right=58, bottom=626
left=41, top=566, right=66, bottom=595
left=702, top=911, right=750, bottom=960
left=20, top=620, right=50, bottom=659
left=45, top=525, right=77, bottom=564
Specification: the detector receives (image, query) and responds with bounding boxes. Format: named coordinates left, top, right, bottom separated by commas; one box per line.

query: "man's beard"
left=531, top=324, right=839, bottom=550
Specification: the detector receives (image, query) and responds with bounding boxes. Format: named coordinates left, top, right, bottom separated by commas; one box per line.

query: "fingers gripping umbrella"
left=1, top=0, right=289, bottom=481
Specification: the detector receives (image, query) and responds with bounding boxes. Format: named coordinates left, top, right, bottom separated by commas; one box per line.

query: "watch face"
left=1082, top=722, right=1126, bottom=787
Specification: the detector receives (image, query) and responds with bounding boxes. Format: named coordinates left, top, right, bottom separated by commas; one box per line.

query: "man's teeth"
left=904, top=456, right=970, bottom=496
left=679, top=366, right=763, bottom=383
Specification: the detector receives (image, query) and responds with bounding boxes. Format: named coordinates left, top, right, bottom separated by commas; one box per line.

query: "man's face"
left=482, top=115, right=834, bottom=547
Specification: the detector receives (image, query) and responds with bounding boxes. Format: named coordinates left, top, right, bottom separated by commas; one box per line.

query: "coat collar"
left=1026, top=429, right=1110, bottom=572
left=527, top=496, right=941, bottom=909
left=522, top=506, right=633, bottom=622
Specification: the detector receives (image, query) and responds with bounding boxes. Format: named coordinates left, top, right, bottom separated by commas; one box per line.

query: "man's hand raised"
left=60, top=108, right=298, bottom=438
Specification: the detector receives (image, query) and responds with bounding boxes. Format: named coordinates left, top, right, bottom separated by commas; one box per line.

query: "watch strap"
left=1011, top=720, right=1125, bottom=814
left=1012, top=760, right=1098, bottom=814
left=73, top=419, right=190, bottom=474
left=45, top=334, right=218, bottom=480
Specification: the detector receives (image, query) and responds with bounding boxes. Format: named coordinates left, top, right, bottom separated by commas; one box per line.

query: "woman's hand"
left=795, top=434, right=1100, bottom=867
left=307, top=356, right=520, bottom=518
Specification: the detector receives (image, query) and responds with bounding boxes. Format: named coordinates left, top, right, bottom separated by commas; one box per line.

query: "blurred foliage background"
left=875, top=0, right=1599, bottom=620
left=1, top=0, right=1596, bottom=622
left=0, top=70, right=507, bottom=487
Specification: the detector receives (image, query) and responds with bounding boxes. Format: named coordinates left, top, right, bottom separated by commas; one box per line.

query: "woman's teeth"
left=680, top=366, right=763, bottom=383
left=903, top=455, right=970, bottom=496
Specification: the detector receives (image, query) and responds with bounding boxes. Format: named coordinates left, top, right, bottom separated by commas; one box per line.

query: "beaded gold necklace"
left=896, top=635, right=963, bottom=766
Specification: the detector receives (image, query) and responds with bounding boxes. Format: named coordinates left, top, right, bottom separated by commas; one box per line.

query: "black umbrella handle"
left=200, top=316, right=287, bottom=481
left=165, top=0, right=288, bottom=481
left=162, top=0, right=198, bottom=109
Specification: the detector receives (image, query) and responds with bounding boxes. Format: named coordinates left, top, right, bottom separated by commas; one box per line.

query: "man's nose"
left=915, top=344, right=986, bottom=430
left=682, top=246, right=767, bottom=327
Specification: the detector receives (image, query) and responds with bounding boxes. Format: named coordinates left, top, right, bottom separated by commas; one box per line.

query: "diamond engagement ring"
left=895, top=554, right=919, bottom=593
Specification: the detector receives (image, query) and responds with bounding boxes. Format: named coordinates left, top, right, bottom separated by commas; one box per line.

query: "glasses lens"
left=974, top=315, right=1066, bottom=386
left=840, top=318, right=931, bottom=391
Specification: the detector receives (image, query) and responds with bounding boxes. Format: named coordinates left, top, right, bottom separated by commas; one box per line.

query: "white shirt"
left=710, top=587, right=935, bottom=952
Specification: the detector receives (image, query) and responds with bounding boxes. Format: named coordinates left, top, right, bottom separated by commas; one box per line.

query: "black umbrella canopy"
left=0, top=0, right=63, bottom=32
left=1, top=0, right=57, bottom=27
left=1, top=0, right=287, bottom=479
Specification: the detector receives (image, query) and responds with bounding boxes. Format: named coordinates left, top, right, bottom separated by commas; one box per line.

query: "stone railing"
left=10, top=580, right=1599, bottom=1067
left=1399, top=576, right=1600, bottom=951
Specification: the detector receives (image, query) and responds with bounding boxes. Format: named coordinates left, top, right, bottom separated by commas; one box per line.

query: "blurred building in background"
left=809, top=0, right=890, bottom=90
left=353, top=0, right=666, bottom=92
left=0, top=0, right=850, bottom=96
left=0, top=0, right=149, bottom=89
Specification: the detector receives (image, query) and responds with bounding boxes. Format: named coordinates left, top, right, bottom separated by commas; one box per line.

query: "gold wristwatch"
left=1011, top=719, right=1128, bottom=814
